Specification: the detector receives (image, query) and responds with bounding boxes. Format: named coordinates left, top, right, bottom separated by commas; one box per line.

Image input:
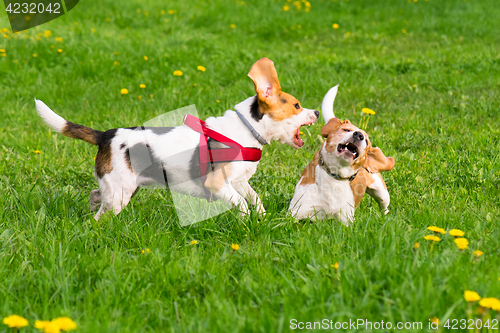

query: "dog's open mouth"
left=293, top=122, right=315, bottom=148
left=337, top=142, right=359, bottom=158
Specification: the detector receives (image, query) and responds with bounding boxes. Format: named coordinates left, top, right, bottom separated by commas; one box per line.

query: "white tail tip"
left=321, top=84, right=339, bottom=123
left=35, top=99, right=66, bottom=133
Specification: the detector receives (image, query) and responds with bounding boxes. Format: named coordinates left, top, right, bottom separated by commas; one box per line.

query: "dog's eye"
left=343, top=129, right=351, bottom=132
left=294, top=103, right=300, bottom=109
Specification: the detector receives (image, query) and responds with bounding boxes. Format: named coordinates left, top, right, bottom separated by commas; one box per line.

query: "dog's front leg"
left=204, top=169, right=249, bottom=215
left=233, top=181, right=266, bottom=216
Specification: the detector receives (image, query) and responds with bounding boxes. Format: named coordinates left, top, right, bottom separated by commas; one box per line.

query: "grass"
left=1, top=0, right=500, bottom=332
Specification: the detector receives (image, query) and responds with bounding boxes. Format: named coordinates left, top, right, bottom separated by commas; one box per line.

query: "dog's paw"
left=90, top=189, right=101, bottom=211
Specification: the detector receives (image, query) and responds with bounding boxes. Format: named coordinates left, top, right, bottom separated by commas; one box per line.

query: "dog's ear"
left=363, top=146, right=395, bottom=173
left=321, top=118, right=343, bottom=138
left=248, top=58, right=281, bottom=104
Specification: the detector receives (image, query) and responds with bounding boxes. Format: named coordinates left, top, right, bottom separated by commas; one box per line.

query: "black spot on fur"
left=189, top=145, right=201, bottom=180
left=281, top=98, right=287, bottom=104
left=250, top=96, right=264, bottom=122
left=127, top=142, right=168, bottom=186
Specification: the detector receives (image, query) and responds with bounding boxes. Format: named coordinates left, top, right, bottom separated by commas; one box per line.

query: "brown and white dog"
left=289, top=86, right=395, bottom=225
left=36, top=58, right=319, bottom=220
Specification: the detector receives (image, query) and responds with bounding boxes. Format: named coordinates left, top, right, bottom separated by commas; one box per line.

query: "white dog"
left=289, top=86, right=394, bottom=225
left=36, top=58, right=319, bottom=220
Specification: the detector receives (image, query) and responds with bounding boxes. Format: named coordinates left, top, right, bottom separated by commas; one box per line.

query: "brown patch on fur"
left=62, top=121, right=103, bottom=145
left=248, top=57, right=304, bottom=122
left=94, top=129, right=117, bottom=178
left=299, top=152, right=319, bottom=185
left=95, top=144, right=113, bottom=178
left=204, top=163, right=232, bottom=193
left=350, top=168, right=375, bottom=208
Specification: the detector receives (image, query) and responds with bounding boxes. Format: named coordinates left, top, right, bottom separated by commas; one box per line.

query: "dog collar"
left=235, top=110, right=268, bottom=146
left=318, top=152, right=358, bottom=181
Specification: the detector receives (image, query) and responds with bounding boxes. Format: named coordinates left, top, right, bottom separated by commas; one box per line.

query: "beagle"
left=289, top=86, right=395, bottom=225
left=36, top=58, right=319, bottom=220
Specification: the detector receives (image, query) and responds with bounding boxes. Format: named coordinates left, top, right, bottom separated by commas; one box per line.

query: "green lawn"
left=1, top=0, right=500, bottom=332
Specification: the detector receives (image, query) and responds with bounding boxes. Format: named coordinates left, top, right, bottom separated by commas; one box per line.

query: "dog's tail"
left=35, top=99, right=103, bottom=145
left=321, top=84, right=339, bottom=123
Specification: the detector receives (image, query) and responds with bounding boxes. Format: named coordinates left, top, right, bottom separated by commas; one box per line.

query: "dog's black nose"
left=353, top=131, right=364, bottom=141
left=314, top=110, right=319, bottom=118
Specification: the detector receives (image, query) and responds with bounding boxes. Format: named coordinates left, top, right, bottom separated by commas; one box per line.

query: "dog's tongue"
left=294, top=128, right=304, bottom=147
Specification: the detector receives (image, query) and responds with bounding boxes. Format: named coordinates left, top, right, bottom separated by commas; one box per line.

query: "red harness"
left=183, top=114, right=262, bottom=198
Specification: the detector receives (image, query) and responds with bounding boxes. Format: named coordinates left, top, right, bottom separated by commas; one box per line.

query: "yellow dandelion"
left=449, top=229, right=464, bottom=237
left=144, top=56, right=148, bottom=61
left=3, top=315, right=29, bottom=328
left=57, top=49, right=63, bottom=53
left=362, top=108, right=376, bottom=115
left=424, top=235, right=441, bottom=242
left=173, top=70, right=183, bottom=76
left=0, top=49, right=5, bottom=53
left=427, top=226, right=446, bottom=234
left=140, top=84, right=146, bottom=88
left=161, top=10, right=165, bottom=14
left=402, top=29, right=407, bottom=34
left=333, top=23, right=339, bottom=29
left=138, top=95, right=142, bottom=99
left=51, top=317, right=77, bottom=331
left=473, top=250, right=483, bottom=257
left=231, top=243, right=239, bottom=251
left=113, top=61, right=119, bottom=65
left=92, top=28, right=96, bottom=33
left=216, top=100, right=220, bottom=103
left=331, top=262, right=339, bottom=269
left=33, top=54, right=38, bottom=57
left=479, top=298, right=500, bottom=311
left=168, top=9, right=176, bottom=14
left=197, top=65, right=206, bottom=72
left=190, top=240, right=198, bottom=245
left=121, top=88, right=129, bottom=95
left=55, top=37, right=63, bottom=42
left=3, top=28, right=8, bottom=32
left=430, top=317, right=439, bottom=326
left=193, top=83, right=197, bottom=87
left=34, top=150, right=42, bottom=154
left=34, top=320, right=51, bottom=329
left=230, top=24, right=236, bottom=29
left=150, top=94, right=153, bottom=98
left=414, top=242, right=420, bottom=249
left=345, top=31, right=351, bottom=37
left=1, top=53, right=6, bottom=57
left=42, top=321, right=60, bottom=333
left=454, top=237, right=468, bottom=250
left=283, top=5, right=289, bottom=11
left=44, top=30, right=52, bottom=38
left=464, top=290, right=481, bottom=302
left=113, top=51, right=118, bottom=55
left=304, top=1, right=311, bottom=7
